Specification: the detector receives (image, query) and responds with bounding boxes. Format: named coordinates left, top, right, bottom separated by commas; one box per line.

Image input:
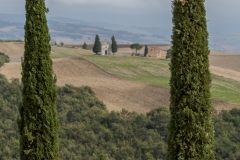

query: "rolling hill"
left=0, top=42, right=240, bottom=113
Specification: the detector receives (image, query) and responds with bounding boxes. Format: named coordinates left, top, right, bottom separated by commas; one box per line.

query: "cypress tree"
left=18, top=0, right=59, bottom=159
left=167, top=0, right=214, bottom=159
left=82, top=42, right=87, bottom=49
left=93, top=35, right=101, bottom=54
left=144, top=45, right=148, bottom=57
left=111, top=36, right=117, bottom=54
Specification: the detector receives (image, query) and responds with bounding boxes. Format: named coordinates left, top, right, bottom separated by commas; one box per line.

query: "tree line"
left=0, top=74, right=239, bottom=159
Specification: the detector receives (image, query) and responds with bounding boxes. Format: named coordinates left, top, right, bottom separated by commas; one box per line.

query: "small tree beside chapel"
left=130, top=43, right=142, bottom=54
left=111, top=36, right=117, bottom=54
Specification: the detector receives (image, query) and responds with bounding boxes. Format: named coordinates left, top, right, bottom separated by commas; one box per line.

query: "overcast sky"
left=0, top=0, right=240, bottom=34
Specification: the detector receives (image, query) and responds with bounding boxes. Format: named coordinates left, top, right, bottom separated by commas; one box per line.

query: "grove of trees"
left=168, top=0, right=214, bottom=159
left=0, top=74, right=239, bottom=159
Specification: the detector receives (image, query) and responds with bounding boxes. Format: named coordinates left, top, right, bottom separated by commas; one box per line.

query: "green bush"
left=0, top=52, right=10, bottom=67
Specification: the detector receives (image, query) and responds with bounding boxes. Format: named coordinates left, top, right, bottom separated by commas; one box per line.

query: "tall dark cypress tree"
left=111, top=36, right=117, bottom=54
left=167, top=0, right=214, bottom=159
left=18, top=0, right=59, bottom=159
left=93, top=35, right=101, bottom=55
left=82, top=42, right=87, bottom=49
left=144, top=45, right=148, bottom=57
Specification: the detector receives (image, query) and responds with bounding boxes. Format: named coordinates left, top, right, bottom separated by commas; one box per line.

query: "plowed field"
left=0, top=42, right=240, bottom=113
left=0, top=42, right=24, bottom=62
left=0, top=57, right=170, bottom=113
left=1, top=57, right=239, bottom=113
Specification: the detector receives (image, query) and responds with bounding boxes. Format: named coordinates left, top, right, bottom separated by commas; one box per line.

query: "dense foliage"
left=19, top=0, right=59, bottom=159
left=93, top=35, right=101, bottom=55
left=0, top=52, right=10, bottom=67
left=0, top=74, right=240, bottom=159
left=111, top=36, right=117, bottom=54
left=168, top=0, right=214, bottom=159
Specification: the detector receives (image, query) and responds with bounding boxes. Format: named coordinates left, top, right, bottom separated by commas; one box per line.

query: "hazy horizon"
left=0, top=0, right=239, bottom=34
left=1, top=0, right=240, bottom=52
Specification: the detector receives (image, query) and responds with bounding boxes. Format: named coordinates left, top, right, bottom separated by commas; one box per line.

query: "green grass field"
left=51, top=46, right=240, bottom=105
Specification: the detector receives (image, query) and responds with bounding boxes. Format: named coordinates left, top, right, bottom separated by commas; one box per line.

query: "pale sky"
left=0, top=0, right=240, bottom=34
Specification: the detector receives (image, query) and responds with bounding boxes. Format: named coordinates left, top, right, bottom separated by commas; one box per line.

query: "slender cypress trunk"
left=18, top=0, right=59, bottom=159
left=167, top=0, right=214, bottom=159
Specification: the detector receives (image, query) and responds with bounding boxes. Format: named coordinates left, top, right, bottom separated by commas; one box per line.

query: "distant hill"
left=0, top=13, right=240, bottom=52
left=0, top=42, right=240, bottom=113
left=0, top=13, right=170, bottom=45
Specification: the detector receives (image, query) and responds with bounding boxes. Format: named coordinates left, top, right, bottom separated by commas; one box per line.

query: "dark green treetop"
left=166, top=48, right=172, bottom=59
left=60, top=42, right=64, bottom=46
left=130, top=43, right=142, bottom=54
left=111, top=36, right=117, bottom=54
left=82, top=42, right=87, bottom=49
left=18, top=0, right=59, bottom=159
left=167, top=0, right=214, bottom=159
left=93, top=35, right=101, bottom=54
left=144, top=45, right=148, bottom=57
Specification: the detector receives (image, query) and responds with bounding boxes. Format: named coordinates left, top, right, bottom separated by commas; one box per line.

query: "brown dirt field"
left=0, top=42, right=24, bottom=62
left=0, top=57, right=170, bottom=113
left=209, top=54, right=240, bottom=73
left=210, top=66, right=240, bottom=82
left=1, top=57, right=239, bottom=113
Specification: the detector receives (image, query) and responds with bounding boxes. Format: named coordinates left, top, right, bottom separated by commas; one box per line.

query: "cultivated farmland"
left=0, top=42, right=240, bottom=113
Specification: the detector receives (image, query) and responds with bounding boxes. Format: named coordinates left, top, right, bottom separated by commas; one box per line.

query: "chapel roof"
left=102, top=39, right=111, bottom=45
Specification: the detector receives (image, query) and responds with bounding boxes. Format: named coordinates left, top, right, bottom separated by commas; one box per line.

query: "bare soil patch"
left=0, top=42, right=24, bottom=62
left=210, top=54, right=240, bottom=73
left=0, top=57, right=170, bottom=113
left=210, top=66, right=240, bottom=82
